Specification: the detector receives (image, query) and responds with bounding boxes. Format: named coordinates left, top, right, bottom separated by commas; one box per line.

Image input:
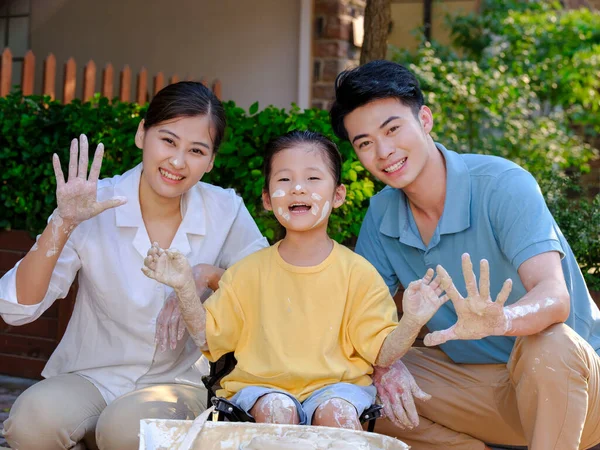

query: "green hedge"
left=0, top=91, right=598, bottom=289
left=0, top=92, right=374, bottom=246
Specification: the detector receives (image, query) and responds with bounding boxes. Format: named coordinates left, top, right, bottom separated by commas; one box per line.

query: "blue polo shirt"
left=356, top=143, right=600, bottom=364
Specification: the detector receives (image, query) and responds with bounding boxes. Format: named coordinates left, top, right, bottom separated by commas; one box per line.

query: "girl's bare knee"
left=250, top=393, right=299, bottom=424
left=313, top=398, right=361, bottom=430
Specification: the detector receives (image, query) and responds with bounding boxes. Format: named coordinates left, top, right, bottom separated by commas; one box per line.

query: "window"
left=0, top=0, right=31, bottom=87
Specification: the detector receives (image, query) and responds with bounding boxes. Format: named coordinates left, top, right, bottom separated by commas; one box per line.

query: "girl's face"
left=262, top=144, right=346, bottom=233
left=136, top=115, right=216, bottom=199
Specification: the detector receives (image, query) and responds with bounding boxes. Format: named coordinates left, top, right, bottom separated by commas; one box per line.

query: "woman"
left=0, top=82, right=267, bottom=450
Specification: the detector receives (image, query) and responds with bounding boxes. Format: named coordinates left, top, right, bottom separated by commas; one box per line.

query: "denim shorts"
left=229, top=382, right=377, bottom=425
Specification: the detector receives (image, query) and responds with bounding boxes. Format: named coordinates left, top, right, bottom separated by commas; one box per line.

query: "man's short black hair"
left=330, top=60, right=424, bottom=140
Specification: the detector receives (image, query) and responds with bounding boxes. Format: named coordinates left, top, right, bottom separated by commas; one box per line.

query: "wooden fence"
left=0, top=48, right=222, bottom=104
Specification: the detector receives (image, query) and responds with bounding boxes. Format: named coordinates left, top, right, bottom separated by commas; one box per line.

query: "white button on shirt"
left=0, top=164, right=268, bottom=404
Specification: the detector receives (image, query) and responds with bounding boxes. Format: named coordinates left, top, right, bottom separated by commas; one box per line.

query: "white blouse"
left=0, top=164, right=268, bottom=404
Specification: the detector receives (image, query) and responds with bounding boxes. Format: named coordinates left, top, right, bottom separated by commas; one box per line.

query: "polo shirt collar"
left=379, top=143, right=471, bottom=245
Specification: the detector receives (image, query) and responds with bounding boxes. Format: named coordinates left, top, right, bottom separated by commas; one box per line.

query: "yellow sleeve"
left=347, top=265, right=398, bottom=364
left=202, top=270, right=245, bottom=362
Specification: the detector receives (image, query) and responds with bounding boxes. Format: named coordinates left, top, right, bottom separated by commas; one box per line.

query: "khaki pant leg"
left=508, top=323, right=600, bottom=450
left=2, top=374, right=107, bottom=450
left=95, top=383, right=207, bottom=450
left=373, top=347, right=527, bottom=450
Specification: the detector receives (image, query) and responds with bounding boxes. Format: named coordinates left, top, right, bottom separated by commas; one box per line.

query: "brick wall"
left=312, top=0, right=366, bottom=110
left=0, top=230, right=75, bottom=379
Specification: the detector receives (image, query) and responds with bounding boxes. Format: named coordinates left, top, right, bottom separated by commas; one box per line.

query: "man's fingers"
left=496, top=278, right=513, bottom=306
left=88, top=143, right=104, bottom=183
left=68, top=138, right=78, bottom=181
left=77, top=134, right=89, bottom=179
left=479, top=259, right=490, bottom=300
left=461, top=253, right=479, bottom=299
left=52, top=154, right=66, bottom=188
left=423, top=325, right=456, bottom=347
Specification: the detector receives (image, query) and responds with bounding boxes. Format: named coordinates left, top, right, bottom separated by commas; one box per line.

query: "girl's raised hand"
left=52, top=134, right=127, bottom=226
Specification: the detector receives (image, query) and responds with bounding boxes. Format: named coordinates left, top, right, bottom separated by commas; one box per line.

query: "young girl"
left=143, top=130, right=447, bottom=429
left=0, top=82, right=267, bottom=450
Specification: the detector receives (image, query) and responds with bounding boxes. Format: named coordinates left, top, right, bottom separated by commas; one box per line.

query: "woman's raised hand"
left=52, top=134, right=127, bottom=226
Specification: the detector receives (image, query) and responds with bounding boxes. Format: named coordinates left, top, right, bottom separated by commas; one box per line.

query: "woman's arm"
left=15, top=135, right=126, bottom=305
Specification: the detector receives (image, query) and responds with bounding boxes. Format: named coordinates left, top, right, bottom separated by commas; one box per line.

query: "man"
left=330, top=60, right=600, bottom=450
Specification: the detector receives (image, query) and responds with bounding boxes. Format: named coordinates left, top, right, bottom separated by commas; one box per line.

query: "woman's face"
left=136, top=115, right=216, bottom=199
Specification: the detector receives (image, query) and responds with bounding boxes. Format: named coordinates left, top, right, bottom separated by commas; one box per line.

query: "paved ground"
left=0, top=374, right=598, bottom=450
left=0, top=375, right=37, bottom=449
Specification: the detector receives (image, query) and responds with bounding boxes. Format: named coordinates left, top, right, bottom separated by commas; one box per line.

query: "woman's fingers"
left=77, top=135, right=89, bottom=179
left=88, top=142, right=104, bottom=183
left=67, top=138, right=78, bottom=181
left=52, top=154, right=65, bottom=188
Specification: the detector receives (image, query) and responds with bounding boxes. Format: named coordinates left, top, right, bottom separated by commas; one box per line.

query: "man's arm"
left=504, top=251, right=570, bottom=336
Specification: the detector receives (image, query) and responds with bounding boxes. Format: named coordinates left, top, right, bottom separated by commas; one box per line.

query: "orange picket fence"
left=0, top=48, right=222, bottom=104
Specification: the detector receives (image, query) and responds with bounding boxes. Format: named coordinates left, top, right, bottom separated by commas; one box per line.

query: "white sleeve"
left=0, top=232, right=82, bottom=326
left=215, top=198, right=268, bottom=269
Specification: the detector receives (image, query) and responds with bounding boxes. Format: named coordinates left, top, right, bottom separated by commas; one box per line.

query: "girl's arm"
left=16, top=135, right=126, bottom=305
left=155, top=264, right=225, bottom=352
left=142, top=245, right=209, bottom=350
left=375, top=270, right=448, bottom=367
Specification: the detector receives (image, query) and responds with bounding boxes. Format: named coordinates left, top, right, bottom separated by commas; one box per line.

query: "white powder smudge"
left=311, top=193, right=322, bottom=201
left=295, top=185, right=302, bottom=191
left=311, top=203, right=320, bottom=216
left=546, top=366, right=556, bottom=372
left=272, top=190, right=285, bottom=198
left=46, top=209, right=63, bottom=257
left=534, top=358, right=540, bottom=364
left=31, top=242, right=38, bottom=252
left=277, top=207, right=290, bottom=222
left=544, top=297, right=556, bottom=307
left=311, top=201, right=330, bottom=228
left=505, top=303, right=540, bottom=321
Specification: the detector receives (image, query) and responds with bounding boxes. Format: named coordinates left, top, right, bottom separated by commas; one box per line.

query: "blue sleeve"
left=355, top=205, right=400, bottom=295
left=489, top=168, right=564, bottom=269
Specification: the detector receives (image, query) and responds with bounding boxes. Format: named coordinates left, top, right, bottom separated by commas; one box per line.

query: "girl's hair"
left=263, top=130, right=342, bottom=192
left=143, top=81, right=226, bottom=153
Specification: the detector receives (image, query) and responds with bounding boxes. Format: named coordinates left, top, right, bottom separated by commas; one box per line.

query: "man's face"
left=343, top=98, right=433, bottom=189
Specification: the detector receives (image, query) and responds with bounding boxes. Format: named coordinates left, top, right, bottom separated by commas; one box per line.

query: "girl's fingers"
left=422, top=268, right=434, bottom=284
